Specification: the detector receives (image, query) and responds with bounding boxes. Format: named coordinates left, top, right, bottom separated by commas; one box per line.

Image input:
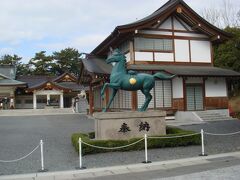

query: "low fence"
left=76, top=129, right=240, bottom=169
left=0, top=140, right=47, bottom=172
left=1, top=129, right=240, bottom=171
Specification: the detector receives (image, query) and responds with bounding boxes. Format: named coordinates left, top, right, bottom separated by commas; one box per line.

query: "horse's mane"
left=112, top=49, right=127, bottom=63
left=120, top=54, right=127, bottom=63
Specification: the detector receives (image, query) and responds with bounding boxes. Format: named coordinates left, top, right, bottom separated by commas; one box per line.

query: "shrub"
left=71, top=126, right=200, bottom=155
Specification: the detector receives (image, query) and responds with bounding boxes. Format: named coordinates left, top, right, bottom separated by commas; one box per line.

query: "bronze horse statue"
left=101, top=49, right=174, bottom=112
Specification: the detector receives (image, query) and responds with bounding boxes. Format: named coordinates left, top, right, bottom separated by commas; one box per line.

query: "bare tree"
left=201, top=8, right=222, bottom=28
left=201, top=0, right=240, bottom=28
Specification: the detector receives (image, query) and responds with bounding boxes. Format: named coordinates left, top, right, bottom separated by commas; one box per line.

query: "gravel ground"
left=0, top=114, right=93, bottom=175
left=0, top=114, right=240, bottom=176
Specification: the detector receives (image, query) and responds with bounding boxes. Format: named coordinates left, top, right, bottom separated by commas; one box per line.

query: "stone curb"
left=1, top=151, right=240, bottom=180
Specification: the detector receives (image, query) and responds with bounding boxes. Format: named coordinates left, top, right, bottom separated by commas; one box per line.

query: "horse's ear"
left=109, top=47, right=113, bottom=54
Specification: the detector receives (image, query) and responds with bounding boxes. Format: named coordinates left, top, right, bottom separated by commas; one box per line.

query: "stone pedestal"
left=93, top=110, right=166, bottom=140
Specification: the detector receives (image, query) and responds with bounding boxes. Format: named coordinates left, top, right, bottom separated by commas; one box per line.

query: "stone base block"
left=93, top=110, right=166, bottom=140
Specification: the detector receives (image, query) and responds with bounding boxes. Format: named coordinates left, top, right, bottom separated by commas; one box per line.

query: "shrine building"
left=80, top=0, right=240, bottom=115
left=0, top=65, right=85, bottom=110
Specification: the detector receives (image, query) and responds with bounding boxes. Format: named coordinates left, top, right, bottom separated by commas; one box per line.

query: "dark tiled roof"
left=57, top=82, right=86, bottom=91
left=53, top=72, right=77, bottom=82
left=82, top=54, right=240, bottom=77
left=17, top=75, right=57, bottom=88
left=82, top=56, right=112, bottom=74
left=117, top=0, right=177, bottom=29
left=128, top=65, right=240, bottom=77
left=91, top=0, right=231, bottom=55
left=0, top=72, right=26, bottom=86
left=17, top=74, right=85, bottom=91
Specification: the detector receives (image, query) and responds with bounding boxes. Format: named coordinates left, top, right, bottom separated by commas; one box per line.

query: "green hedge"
left=71, top=126, right=200, bottom=155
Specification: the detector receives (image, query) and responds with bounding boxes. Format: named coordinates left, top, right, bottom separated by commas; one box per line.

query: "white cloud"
left=0, top=0, right=239, bottom=45
left=0, top=0, right=239, bottom=60
left=0, top=0, right=167, bottom=44
left=37, top=34, right=107, bottom=53
left=71, top=34, right=108, bottom=52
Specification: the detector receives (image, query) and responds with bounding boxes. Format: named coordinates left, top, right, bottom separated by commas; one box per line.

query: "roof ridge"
left=154, top=0, right=179, bottom=13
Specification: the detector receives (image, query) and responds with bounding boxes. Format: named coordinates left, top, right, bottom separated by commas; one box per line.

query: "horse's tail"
left=153, top=72, right=175, bottom=80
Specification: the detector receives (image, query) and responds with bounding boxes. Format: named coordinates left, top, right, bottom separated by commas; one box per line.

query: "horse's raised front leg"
left=102, top=83, right=120, bottom=112
left=139, top=89, right=152, bottom=112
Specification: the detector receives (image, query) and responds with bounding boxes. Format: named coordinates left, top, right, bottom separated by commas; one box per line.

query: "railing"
left=0, top=140, right=47, bottom=172
left=76, top=129, right=240, bottom=169
left=2, top=129, right=240, bottom=172
left=76, top=132, right=201, bottom=169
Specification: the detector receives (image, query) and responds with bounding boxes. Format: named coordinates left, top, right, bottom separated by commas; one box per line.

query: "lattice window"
left=135, top=37, right=173, bottom=51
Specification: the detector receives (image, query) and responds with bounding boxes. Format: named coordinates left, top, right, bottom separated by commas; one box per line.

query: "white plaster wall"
left=134, top=52, right=153, bottom=61
left=125, top=52, right=130, bottom=62
left=172, top=77, right=183, bottom=98
left=205, top=78, right=227, bottom=97
left=139, top=30, right=172, bottom=36
left=190, top=40, right=211, bottom=63
left=175, top=39, right=189, bottom=62
left=158, top=17, right=172, bottom=29
left=0, top=87, right=15, bottom=96
left=185, top=77, right=203, bottom=84
left=175, top=32, right=208, bottom=38
left=154, top=53, right=174, bottom=62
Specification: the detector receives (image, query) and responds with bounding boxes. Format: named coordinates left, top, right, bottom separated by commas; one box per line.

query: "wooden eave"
left=26, top=81, right=72, bottom=93
left=91, top=0, right=232, bottom=56
left=53, top=72, right=77, bottom=83
left=0, top=84, right=26, bottom=87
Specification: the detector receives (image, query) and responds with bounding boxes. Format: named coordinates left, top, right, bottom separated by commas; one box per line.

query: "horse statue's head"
left=106, top=49, right=126, bottom=64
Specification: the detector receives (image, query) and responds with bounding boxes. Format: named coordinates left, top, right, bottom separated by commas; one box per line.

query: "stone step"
left=203, top=118, right=236, bottom=121
left=195, top=110, right=237, bottom=122
left=198, top=115, right=229, bottom=119
left=197, top=114, right=231, bottom=118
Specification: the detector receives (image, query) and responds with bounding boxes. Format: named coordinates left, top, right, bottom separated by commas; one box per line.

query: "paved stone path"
left=0, top=114, right=240, bottom=176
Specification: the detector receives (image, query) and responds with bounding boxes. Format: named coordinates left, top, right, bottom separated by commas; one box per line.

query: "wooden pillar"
left=183, top=78, right=186, bottom=111
left=131, top=91, right=138, bottom=111
left=203, top=78, right=206, bottom=110
left=89, top=84, right=94, bottom=115
left=129, top=41, right=135, bottom=64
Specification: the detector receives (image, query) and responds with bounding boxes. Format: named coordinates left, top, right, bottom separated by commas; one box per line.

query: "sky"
left=0, top=0, right=239, bottom=63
